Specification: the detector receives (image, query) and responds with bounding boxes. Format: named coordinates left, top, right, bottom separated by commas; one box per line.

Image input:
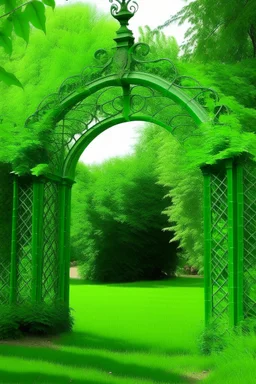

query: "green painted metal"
left=63, top=108, right=206, bottom=180
left=16, top=180, right=34, bottom=304
left=210, top=167, right=229, bottom=323
left=37, top=179, right=44, bottom=302
left=236, top=162, right=244, bottom=323
left=10, top=176, right=18, bottom=304
left=202, top=167, right=212, bottom=326
left=226, top=159, right=236, bottom=327
left=64, top=184, right=72, bottom=305
left=64, top=117, right=127, bottom=179
left=242, top=159, right=256, bottom=319
left=31, top=178, right=44, bottom=302
left=58, top=182, right=67, bottom=301
left=111, top=0, right=136, bottom=50
left=52, top=73, right=210, bottom=127
left=6, top=0, right=255, bottom=336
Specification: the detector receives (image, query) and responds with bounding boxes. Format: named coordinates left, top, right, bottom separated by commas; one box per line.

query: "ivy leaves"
left=0, top=0, right=55, bottom=87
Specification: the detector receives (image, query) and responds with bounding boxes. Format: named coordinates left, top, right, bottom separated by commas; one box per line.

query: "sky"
left=56, top=0, right=189, bottom=164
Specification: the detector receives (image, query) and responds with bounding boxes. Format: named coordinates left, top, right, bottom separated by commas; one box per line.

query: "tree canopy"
left=0, top=3, right=116, bottom=167
left=159, top=0, right=256, bottom=62
left=72, top=153, right=179, bottom=282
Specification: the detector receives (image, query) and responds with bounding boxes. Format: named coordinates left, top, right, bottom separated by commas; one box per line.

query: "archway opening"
left=68, top=120, right=204, bottom=353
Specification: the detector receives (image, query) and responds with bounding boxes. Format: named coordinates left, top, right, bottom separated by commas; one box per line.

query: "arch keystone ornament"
left=1, top=0, right=256, bottom=336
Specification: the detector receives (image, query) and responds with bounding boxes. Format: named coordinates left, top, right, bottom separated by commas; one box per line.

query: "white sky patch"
left=81, top=121, right=144, bottom=165
left=55, top=0, right=189, bottom=164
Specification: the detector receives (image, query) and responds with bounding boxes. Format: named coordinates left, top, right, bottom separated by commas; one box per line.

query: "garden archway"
left=4, top=0, right=256, bottom=333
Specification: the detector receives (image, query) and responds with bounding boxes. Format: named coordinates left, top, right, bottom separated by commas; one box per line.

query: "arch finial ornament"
left=110, top=0, right=138, bottom=16
left=110, top=0, right=138, bottom=50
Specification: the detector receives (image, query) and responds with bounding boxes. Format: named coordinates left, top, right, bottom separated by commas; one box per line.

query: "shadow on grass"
left=0, top=369, right=95, bottom=384
left=0, top=342, right=197, bottom=384
left=54, top=330, right=192, bottom=355
left=70, top=277, right=204, bottom=289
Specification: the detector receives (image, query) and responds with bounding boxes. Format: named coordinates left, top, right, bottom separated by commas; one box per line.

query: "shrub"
left=199, top=317, right=256, bottom=355
left=198, top=321, right=230, bottom=355
left=0, top=302, right=74, bottom=340
left=72, top=158, right=179, bottom=283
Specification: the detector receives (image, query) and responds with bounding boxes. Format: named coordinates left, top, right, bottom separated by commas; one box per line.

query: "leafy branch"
left=0, top=1, right=32, bottom=20
left=0, top=0, right=55, bottom=87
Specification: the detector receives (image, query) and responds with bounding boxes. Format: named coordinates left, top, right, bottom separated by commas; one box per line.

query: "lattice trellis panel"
left=243, top=161, right=256, bottom=318
left=16, top=181, right=33, bottom=304
left=0, top=164, right=13, bottom=305
left=211, top=170, right=229, bottom=321
left=42, top=181, right=60, bottom=303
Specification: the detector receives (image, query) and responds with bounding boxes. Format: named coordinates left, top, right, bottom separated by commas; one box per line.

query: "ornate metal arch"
left=4, top=0, right=256, bottom=338
left=24, top=0, right=225, bottom=181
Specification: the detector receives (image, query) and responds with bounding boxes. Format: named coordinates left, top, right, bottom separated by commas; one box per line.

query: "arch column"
left=202, top=166, right=212, bottom=326
left=58, top=178, right=73, bottom=305
left=9, top=176, right=18, bottom=304
left=202, top=159, right=238, bottom=327
left=9, top=175, right=74, bottom=307
left=31, top=177, right=45, bottom=303
left=202, top=157, right=250, bottom=328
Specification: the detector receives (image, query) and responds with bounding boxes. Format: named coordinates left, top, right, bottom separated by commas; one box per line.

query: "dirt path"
left=70, top=266, right=79, bottom=278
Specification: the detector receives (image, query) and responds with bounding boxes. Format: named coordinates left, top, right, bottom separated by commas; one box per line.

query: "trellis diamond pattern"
left=0, top=263, right=10, bottom=305
left=211, top=172, right=229, bottom=321
left=16, top=182, right=33, bottom=304
left=0, top=192, right=12, bottom=304
left=243, top=162, right=256, bottom=318
left=42, top=182, right=60, bottom=302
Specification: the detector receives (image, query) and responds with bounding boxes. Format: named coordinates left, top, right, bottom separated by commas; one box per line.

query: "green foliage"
left=0, top=65, right=22, bottom=87
left=136, top=120, right=256, bottom=272
left=0, top=278, right=207, bottom=382
left=199, top=317, right=256, bottom=356
left=159, top=0, right=256, bottom=62
left=0, top=3, right=255, bottom=281
left=0, top=3, right=116, bottom=169
left=0, top=0, right=55, bottom=86
left=0, top=302, right=74, bottom=340
left=31, top=163, right=49, bottom=176
left=24, top=1, right=47, bottom=33
left=139, top=25, right=179, bottom=61
left=72, top=155, right=179, bottom=283
left=130, top=45, right=256, bottom=272
left=198, top=321, right=229, bottom=355
left=135, top=125, right=204, bottom=271
left=237, top=318, right=256, bottom=335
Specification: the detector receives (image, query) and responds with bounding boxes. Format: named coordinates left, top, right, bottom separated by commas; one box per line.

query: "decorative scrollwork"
left=23, top=0, right=229, bottom=175
left=42, top=87, right=125, bottom=173
left=94, top=49, right=110, bottom=65
left=130, top=43, right=177, bottom=80
left=131, top=43, right=150, bottom=59
left=110, top=0, right=138, bottom=16
left=129, top=85, right=198, bottom=142
left=126, top=0, right=139, bottom=14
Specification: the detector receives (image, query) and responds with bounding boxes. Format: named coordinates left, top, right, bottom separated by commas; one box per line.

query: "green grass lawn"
left=0, top=277, right=256, bottom=383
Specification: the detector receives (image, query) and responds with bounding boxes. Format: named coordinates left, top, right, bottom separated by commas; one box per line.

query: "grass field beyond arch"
left=1, top=277, right=256, bottom=383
